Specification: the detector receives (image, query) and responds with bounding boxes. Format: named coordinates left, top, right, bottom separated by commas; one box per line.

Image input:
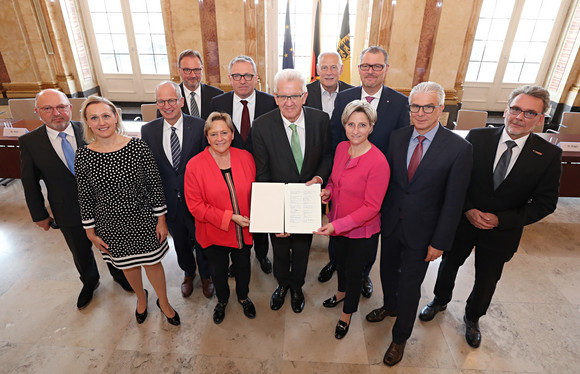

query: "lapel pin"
left=532, top=150, right=542, bottom=155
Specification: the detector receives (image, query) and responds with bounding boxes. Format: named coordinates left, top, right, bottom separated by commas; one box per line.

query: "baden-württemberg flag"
left=337, top=1, right=351, bottom=83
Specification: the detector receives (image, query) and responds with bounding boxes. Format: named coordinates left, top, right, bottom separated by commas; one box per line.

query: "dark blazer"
left=331, top=85, right=410, bottom=155
left=252, top=107, right=333, bottom=184
left=458, top=126, right=562, bottom=255
left=141, top=114, right=206, bottom=222
left=305, top=80, right=353, bottom=110
left=381, top=124, right=473, bottom=251
left=209, top=90, right=278, bottom=152
left=156, top=82, right=225, bottom=120
left=19, top=122, right=86, bottom=227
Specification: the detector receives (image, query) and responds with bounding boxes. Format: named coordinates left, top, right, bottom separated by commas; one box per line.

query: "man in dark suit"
left=142, top=81, right=214, bottom=298
left=330, top=46, right=411, bottom=297
left=418, top=85, right=562, bottom=349
left=252, top=69, right=333, bottom=313
left=368, top=82, right=472, bottom=366
left=305, top=51, right=353, bottom=117
left=19, top=89, right=131, bottom=310
left=210, top=55, right=277, bottom=274
left=176, top=49, right=224, bottom=120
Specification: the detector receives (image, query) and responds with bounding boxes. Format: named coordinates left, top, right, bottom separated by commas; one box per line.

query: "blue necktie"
left=58, top=132, right=75, bottom=175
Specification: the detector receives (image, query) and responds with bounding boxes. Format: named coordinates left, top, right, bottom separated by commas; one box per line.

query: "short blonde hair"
left=80, top=95, right=125, bottom=143
left=204, top=112, right=235, bottom=137
left=341, top=100, right=377, bottom=132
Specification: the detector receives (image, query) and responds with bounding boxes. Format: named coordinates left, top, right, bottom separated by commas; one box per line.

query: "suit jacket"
left=305, top=80, right=353, bottom=110
left=331, top=85, right=410, bottom=155
left=381, top=124, right=473, bottom=251
left=157, top=83, right=224, bottom=120
left=252, top=107, right=333, bottom=184
left=141, top=114, right=206, bottom=222
left=19, top=122, right=86, bottom=227
left=457, top=126, right=562, bottom=255
left=209, top=90, right=278, bottom=152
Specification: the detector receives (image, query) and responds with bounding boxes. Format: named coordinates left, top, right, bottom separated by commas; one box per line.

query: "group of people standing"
left=19, top=45, right=562, bottom=367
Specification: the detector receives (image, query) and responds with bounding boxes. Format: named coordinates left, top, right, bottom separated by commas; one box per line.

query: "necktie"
left=190, top=92, right=200, bottom=117
left=170, top=126, right=181, bottom=171
left=289, top=124, right=303, bottom=172
left=408, top=135, right=426, bottom=181
left=493, top=140, right=517, bottom=190
left=58, top=132, right=75, bottom=175
left=365, top=96, right=374, bottom=103
left=240, top=99, right=250, bottom=142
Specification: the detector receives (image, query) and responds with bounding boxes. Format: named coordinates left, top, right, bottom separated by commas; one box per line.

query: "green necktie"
left=289, top=124, right=303, bottom=172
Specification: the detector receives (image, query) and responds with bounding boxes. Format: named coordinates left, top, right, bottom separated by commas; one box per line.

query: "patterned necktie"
left=365, top=96, right=374, bottom=103
left=493, top=140, right=517, bottom=190
left=289, top=124, right=303, bottom=172
left=190, top=92, right=200, bottom=117
left=170, top=126, right=181, bottom=171
left=58, top=132, right=75, bottom=175
left=240, top=99, right=250, bottom=142
left=408, top=135, right=426, bottom=181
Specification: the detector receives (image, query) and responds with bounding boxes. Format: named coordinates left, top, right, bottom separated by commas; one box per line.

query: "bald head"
left=35, top=89, right=72, bottom=131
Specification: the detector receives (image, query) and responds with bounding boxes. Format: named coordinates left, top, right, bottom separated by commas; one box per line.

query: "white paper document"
left=250, top=182, right=321, bottom=234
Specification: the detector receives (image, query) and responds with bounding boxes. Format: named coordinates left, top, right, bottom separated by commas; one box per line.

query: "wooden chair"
left=141, top=104, right=157, bottom=122
left=453, top=109, right=488, bottom=131
left=8, top=99, right=37, bottom=120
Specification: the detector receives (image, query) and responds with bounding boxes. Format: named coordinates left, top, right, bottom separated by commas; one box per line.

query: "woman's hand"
left=320, top=188, right=331, bottom=203
left=314, top=223, right=335, bottom=236
left=232, top=214, right=250, bottom=228
left=156, top=215, right=168, bottom=243
left=86, top=228, right=110, bottom=254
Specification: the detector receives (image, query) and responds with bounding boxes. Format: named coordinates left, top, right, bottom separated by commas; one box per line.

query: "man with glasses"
left=252, top=69, right=333, bottom=314
left=142, top=81, right=214, bottom=299
left=418, top=85, right=562, bottom=349
left=20, top=89, right=132, bottom=310
left=210, top=56, right=277, bottom=274
left=176, top=49, right=223, bottom=120
left=330, top=46, right=410, bottom=298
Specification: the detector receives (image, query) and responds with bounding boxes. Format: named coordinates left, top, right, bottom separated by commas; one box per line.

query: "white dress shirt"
left=321, top=85, right=339, bottom=117
left=493, top=128, right=529, bottom=177
left=45, top=124, right=77, bottom=167
left=183, top=84, right=201, bottom=115
left=361, top=87, right=382, bottom=111
left=232, top=91, right=256, bottom=133
left=281, top=110, right=306, bottom=157
left=162, top=115, right=184, bottom=167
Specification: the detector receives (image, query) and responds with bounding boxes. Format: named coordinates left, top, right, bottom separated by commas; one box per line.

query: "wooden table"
left=536, top=133, right=580, bottom=198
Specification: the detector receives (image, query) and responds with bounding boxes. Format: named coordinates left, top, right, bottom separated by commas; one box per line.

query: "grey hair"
left=508, top=85, right=550, bottom=114
left=409, top=81, right=445, bottom=106
left=273, top=69, right=306, bottom=94
left=155, top=81, right=182, bottom=99
left=229, top=55, right=257, bottom=75
left=178, top=49, right=203, bottom=67
left=360, top=46, right=388, bottom=65
left=318, top=51, right=342, bottom=67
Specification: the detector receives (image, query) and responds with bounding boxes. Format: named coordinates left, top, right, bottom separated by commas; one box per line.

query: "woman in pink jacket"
left=315, top=100, right=390, bottom=339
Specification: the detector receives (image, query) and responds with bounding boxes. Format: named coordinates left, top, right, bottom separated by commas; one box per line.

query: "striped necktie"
left=170, top=126, right=181, bottom=171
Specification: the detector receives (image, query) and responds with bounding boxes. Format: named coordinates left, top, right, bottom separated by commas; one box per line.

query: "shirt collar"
left=183, top=83, right=201, bottom=98
left=45, top=123, right=75, bottom=141
left=234, top=90, right=256, bottom=104
left=321, top=83, right=339, bottom=95
left=281, top=109, right=305, bottom=129
left=362, top=87, right=383, bottom=100
left=164, top=115, right=184, bottom=131
left=412, top=123, right=439, bottom=142
left=499, top=128, right=529, bottom=149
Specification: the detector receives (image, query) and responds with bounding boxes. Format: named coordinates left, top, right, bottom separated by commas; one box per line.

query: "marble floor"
left=0, top=180, right=579, bottom=374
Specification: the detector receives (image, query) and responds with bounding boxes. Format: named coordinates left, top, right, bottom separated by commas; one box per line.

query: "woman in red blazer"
left=184, top=112, right=256, bottom=324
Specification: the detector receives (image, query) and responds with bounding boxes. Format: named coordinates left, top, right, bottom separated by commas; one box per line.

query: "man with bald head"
left=19, top=89, right=131, bottom=310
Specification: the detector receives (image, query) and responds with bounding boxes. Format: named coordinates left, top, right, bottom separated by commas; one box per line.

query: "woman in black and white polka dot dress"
left=75, top=96, right=180, bottom=326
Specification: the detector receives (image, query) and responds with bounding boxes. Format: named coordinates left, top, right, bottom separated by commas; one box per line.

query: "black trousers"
left=252, top=233, right=269, bottom=259
left=380, top=222, right=431, bottom=344
left=60, top=225, right=126, bottom=286
left=204, top=244, right=251, bottom=304
left=270, top=233, right=313, bottom=291
left=334, top=233, right=379, bottom=314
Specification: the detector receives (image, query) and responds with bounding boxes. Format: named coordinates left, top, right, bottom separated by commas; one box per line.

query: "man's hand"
left=425, top=245, right=443, bottom=262
left=35, top=217, right=53, bottom=231
left=465, top=209, right=499, bottom=230
left=275, top=233, right=291, bottom=238
left=305, top=176, right=323, bottom=186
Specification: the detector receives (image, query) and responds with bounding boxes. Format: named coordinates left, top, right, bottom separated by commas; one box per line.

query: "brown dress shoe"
left=366, top=306, right=397, bottom=322
left=201, top=278, right=215, bottom=298
left=383, top=341, right=406, bottom=366
left=181, top=276, right=194, bottom=298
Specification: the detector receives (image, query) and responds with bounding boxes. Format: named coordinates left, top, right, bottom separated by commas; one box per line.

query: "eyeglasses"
left=358, top=64, right=386, bottom=71
left=180, top=67, right=202, bottom=75
left=276, top=93, right=304, bottom=102
left=156, top=99, right=178, bottom=106
left=508, top=106, right=540, bottom=119
left=230, top=73, right=255, bottom=81
left=409, top=104, right=440, bottom=114
left=319, top=65, right=339, bottom=72
left=37, top=105, right=70, bottom=114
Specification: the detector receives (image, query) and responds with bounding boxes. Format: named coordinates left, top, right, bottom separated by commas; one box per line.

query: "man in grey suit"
left=142, top=81, right=214, bottom=298
left=19, top=89, right=131, bottom=310
left=370, top=82, right=473, bottom=366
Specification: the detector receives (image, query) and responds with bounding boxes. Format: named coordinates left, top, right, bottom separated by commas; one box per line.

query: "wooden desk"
left=536, top=133, right=580, bottom=198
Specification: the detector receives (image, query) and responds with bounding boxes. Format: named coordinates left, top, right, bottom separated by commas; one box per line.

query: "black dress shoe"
left=135, top=289, right=148, bottom=324
left=257, top=256, right=272, bottom=274
left=318, top=261, right=336, bottom=283
left=239, top=298, right=256, bottom=319
left=213, top=302, right=227, bottom=324
left=290, top=288, right=305, bottom=313
left=270, top=285, right=289, bottom=310
left=228, top=264, right=235, bottom=278
left=419, top=301, right=447, bottom=321
left=322, top=295, right=345, bottom=308
left=361, top=276, right=373, bottom=298
left=334, top=320, right=350, bottom=339
left=464, top=315, right=481, bottom=348
left=156, top=299, right=181, bottom=326
left=383, top=341, right=406, bottom=366
left=77, top=282, right=99, bottom=309
left=114, top=277, right=134, bottom=292
left=365, top=306, right=397, bottom=322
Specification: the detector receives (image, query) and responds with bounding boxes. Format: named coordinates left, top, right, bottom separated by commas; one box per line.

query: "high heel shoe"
left=335, top=319, right=350, bottom=339
left=135, top=289, right=148, bottom=324
left=156, top=298, right=180, bottom=326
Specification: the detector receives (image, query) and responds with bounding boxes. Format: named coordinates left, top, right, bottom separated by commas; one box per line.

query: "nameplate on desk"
left=2, top=127, right=28, bottom=137
left=560, top=142, right=580, bottom=151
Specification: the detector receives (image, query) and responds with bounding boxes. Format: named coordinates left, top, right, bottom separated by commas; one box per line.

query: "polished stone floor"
left=0, top=180, right=579, bottom=373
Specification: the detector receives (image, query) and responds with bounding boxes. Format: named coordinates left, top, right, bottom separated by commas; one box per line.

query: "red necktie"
left=240, top=100, right=250, bottom=142
left=408, top=136, right=426, bottom=181
left=365, top=96, right=374, bottom=103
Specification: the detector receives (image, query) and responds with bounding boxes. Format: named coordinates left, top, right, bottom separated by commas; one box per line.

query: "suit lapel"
left=395, top=127, right=413, bottom=186
left=409, top=124, right=445, bottom=184
left=302, top=108, right=316, bottom=177
left=275, top=111, right=300, bottom=176
left=153, top=120, right=174, bottom=170
left=39, top=125, right=73, bottom=175
left=497, top=132, right=537, bottom=190
left=180, top=83, right=190, bottom=115
left=483, top=127, right=502, bottom=191
left=376, top=86, right=390, bottom=119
